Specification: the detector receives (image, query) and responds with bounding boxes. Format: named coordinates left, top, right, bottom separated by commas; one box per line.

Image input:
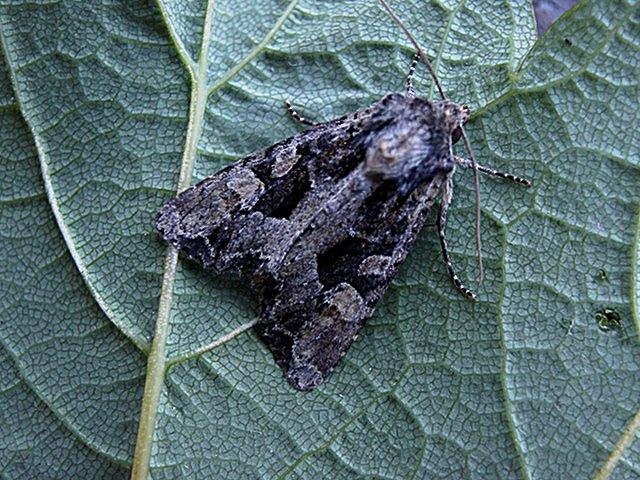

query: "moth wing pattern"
left=156, top=99, right=381, bottom=274
left=156, top=93, right=464, bottom=391
left=258, top=169, right=448, bottom=390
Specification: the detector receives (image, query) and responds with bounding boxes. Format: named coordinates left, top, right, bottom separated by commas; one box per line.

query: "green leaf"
left=0, top=53, right=142, bottom=477
left=0, top=0, right=638, bottom=479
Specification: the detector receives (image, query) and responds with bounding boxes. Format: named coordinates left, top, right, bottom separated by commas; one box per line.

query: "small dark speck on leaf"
left=595, top=269, right=608, bottom=281
left=595, top=308, right=621, bottom=332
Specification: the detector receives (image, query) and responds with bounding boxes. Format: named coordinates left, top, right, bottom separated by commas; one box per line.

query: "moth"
left=156, top=0, right=531, bottom=391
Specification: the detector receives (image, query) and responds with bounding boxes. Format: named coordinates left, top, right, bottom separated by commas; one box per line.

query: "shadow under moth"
left=156, top=0, right=531, bottom=391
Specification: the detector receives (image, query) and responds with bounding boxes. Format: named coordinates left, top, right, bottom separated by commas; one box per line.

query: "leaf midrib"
left=130, top=0, right=302, bottom=477
left=130, top=0, right=217, bottom=476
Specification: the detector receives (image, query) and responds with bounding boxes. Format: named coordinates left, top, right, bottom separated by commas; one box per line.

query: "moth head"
left=364, top=98, right=465, bottom=181
left=434, top=100, right=469, bottom=144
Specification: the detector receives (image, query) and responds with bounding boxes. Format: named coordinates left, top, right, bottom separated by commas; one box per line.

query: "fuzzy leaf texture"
left=0, top=1, right=638, bottom=479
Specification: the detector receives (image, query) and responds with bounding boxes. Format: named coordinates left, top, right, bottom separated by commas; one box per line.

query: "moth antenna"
left=378, top=0, right=445, bottom=100
left=378, top=0, right=484, bottom=282
left=460, top=129, right=484, bottom=282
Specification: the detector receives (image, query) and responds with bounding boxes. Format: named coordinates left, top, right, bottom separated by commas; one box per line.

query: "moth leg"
left=285, top=99, right=318, bottom=127
left=438, top=176, right=477, bottom=300
left=405, top=52, right=420, bottom=97
left=454, top=156, right=531, bottom=187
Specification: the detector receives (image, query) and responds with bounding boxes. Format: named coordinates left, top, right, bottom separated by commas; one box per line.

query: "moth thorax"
left=364, top=125, right=431, bottom=179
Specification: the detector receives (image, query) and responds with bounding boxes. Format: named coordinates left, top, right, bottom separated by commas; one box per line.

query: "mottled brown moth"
left=156, top=0, right=531, bottom=391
